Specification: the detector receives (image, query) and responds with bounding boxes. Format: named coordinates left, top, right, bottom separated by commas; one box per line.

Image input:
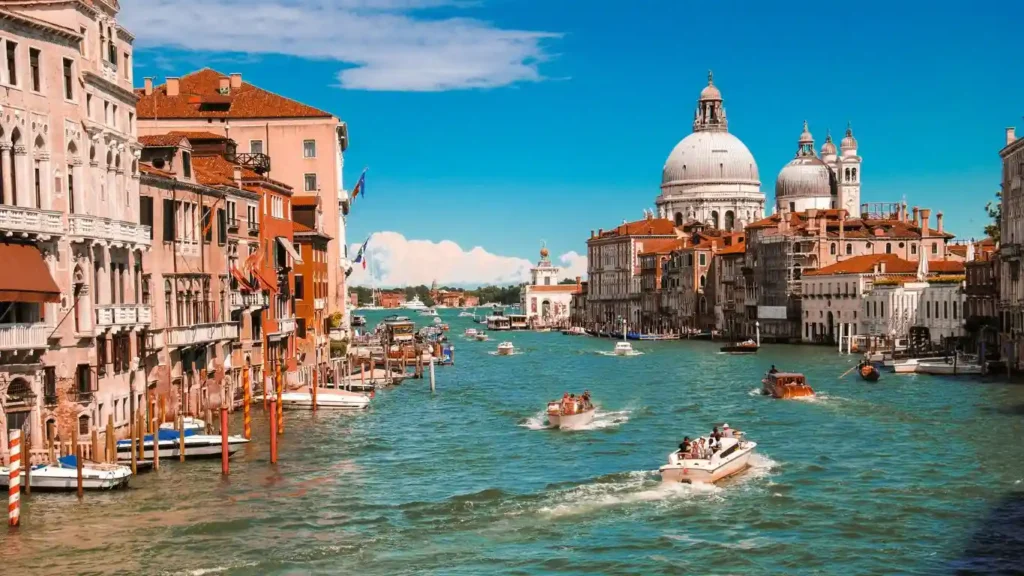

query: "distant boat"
left=497, top=341, right=514, bottom=355
left=404, top=296, right=428, bottom=311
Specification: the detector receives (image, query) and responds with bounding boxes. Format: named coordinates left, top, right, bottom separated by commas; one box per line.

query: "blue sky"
left=126, top=0, right=1023, bottom=285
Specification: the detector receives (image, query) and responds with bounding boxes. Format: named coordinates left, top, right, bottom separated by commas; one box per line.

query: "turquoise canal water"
left=5, top=310, right=1024, bottom=575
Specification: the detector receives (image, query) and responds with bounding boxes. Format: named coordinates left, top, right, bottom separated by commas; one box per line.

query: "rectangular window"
left=97, top=336, right=108, bottom=376
left=123, top=52, right=130, bottom=78
left=252, top=312, right=262, bottom=340
left=295, top=274, right=305, bottom=300
left=250, top=140, right=263, bottom=155
left=6, top=41, right=17, bottom=87
left=162, top=198, right=175, bottom=242
left=217, top=208, right=227, bottom=245
left=63, top=58, right=73, bottom=99
left=128, top=111, right=134, bottom=133
left=86, top=94, right=93, bottom=118
left=103, top=101, right=109, bottom=124
left=202, top=206, right=212, bottom=243
left=112, top=104, right=118, bottom=129
left=297, top=317, right=307, bottom=339
left=304, top=173, right=317, bottom=192
left=44, top=366, right=56, bottom=399
left=182, top=151, right=192, bottom=178
left=140, top=196, right=153, bottom=238
left=76, top=363, right=91, bottom=393
left=303, top=140, right=316, bottom=158
left=29, top=47, right=40, bottom=91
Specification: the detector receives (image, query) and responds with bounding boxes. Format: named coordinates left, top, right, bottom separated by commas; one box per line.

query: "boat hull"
left=915, top=362, right=983, bottom=375
left=116, top=436, right=248, bottom=460
left=547, top=408, right=596, bottom=430
left=720, top=345, right=759, bottom=354
left=280, top=391, right=370, bottom=410
left=762, top=379, right=814, bottom=399
left=660, top=442, right=756, bottom=484
left=0, top=465, right=131, bottom=491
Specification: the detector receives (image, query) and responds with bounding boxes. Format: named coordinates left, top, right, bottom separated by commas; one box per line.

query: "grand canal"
left=5, top=310, right=1024, bottom=575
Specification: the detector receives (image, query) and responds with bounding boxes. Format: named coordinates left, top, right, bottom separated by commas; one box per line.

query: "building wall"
left=916, top=282, right=965, bottom=343
left=800, top=273, right=865, bottom=343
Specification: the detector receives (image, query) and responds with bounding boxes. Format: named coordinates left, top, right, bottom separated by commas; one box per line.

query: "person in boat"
left=710, top=426, right=722, bottom=444
left=722, top=423, right=734, bottom=438
left=679, top=436, right=692, bottom=455
left=768, top=365, right=779, bottom=374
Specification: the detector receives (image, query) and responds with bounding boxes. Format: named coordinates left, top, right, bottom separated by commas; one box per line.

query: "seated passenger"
left=679, top=436, right=692, bottom=455
left=722, top=423, right=734, bottom=438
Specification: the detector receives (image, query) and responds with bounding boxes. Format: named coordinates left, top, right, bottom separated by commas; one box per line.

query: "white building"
left=916, top=280, right=966, bottom=343
left=656, top=72, right=765, bottom=231
left=521, top=246, right=576, bottom=325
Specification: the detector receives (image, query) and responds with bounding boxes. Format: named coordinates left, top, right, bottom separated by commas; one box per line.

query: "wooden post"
left=311, top=364, right=318, bottom=413
left=106, top=415, right=115, bottom=463
left=179, top=412, right=186, bottom=463
left=71, top=423, right=82, bottom=499
left=220, top=405, right=229, bottom=476
left=276, top=362, right=284, bottom=435
left=137, top=413, right=145, bottom=461
left=205, top=404, right=213, bottom=435
left=90, top=429, right=100, bottom=469
left=243, top=368, right=252, bottom=440
left=47, top=434, right=54, bottom=465
left=269, top=397, right=278, bottom=464
left=130, top=410, right=138, bottom=476
left=8, top=428, right=20, bottom=527
left=151, top=417, right=160, bottom=471
left=23, top=445, right=30, bottom=497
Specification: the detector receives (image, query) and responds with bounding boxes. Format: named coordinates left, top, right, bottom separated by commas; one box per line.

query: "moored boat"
left=160, top=416, right=206, bottom=432
left=562, top=326, right=587, bottom=336
left=352, top=315, right=367, bottom=327
left=404, top=296, right=428, bottom=311
left=497, top=341, right=515, bottom=355
left=720, top=339, right=759, bottom=354
left=280, top=389, right=370, bottom=410
left=0, top=456, right=132, bottom=491
left=915, top=356, right=984, bottom=375
left=116, top=428, right=249, bottom=460
left=761, top=371, right=815, bottom=399
left=659, top=432, right=757, bottom=484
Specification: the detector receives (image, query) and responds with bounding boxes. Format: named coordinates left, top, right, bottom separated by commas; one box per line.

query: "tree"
left=558, top=278, right=577, bottom=285
left=986, top=190, right=1001, bottom=242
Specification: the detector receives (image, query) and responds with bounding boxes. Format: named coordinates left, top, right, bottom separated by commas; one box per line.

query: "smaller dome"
left=775, top=156, right=836, bottom=200
left=821, top=130, right=837, bottom=156
left=798, top=120, right=814, bottom=146
left=841, top=122, right=858, bottom=150
left=700, top=70, right=721, bottom=101
left=540, top=246, right=549, bottom=259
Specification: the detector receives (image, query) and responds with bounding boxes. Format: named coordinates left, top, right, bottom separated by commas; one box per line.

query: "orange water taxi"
left=761, top=372, right=815, bottom=399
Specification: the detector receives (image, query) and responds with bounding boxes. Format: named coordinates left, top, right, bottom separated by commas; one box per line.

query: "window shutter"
left=217, top=208, right=227, bottom=245
left=163, top=199, right=174, bottom=242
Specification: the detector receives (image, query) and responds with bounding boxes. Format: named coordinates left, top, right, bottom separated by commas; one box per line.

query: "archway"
left=674, top=212, right=683, bottom=227
left=724, top=210, right=735, bottom=230
left=541, top=299, right=551, bottom=319
left=711, top=210, right=720, bottom=229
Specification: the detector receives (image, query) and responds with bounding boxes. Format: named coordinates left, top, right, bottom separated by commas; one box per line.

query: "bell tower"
left=836, top=122, right=862, bottom=215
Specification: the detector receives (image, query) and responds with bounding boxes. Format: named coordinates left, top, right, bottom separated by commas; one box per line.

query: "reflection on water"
left=4, top=311, right=1024, bottom=575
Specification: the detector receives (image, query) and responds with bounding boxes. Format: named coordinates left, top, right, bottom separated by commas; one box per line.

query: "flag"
left=353, top=237, right=369, bottom=264
left=351, top=169, right=367, bottom=200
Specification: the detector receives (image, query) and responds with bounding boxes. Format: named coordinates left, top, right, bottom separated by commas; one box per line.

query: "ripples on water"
left=5, top=313, right=1024, bottom=575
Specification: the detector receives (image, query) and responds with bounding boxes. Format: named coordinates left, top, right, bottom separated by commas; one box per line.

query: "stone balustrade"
left=314, top=298, right=326, bottom=310
left=0, top=205, right=64, bottom=237
left=69, top=214, right=152, bottom=247
left=165, top=322, right=239, bottom=347
left=0, top=322, right=50, bottom=350
left=95, top=304, right=153, bottom=332
left=278, top=316, right=296, bottom=334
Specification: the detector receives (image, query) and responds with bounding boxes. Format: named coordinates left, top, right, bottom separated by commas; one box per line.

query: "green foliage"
left=558, top=278, right=577, bottom=285
left=467, top=285, right=521, bottom=305
left=985, top=190, right=1001, bottom=242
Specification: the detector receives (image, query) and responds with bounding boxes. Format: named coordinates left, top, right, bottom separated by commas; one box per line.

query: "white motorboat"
left=889, top=356, right=949, bottom=374
left=458, top=310, right=475, bottom=317
left=420, top=308, right=439, bottom=317
left=614, top=341, right=634, bottom=356
left=915, top=358, right=984, bottom=375
left=0, top=456, right=131, bottom=491
left=160, top=416, right=206, bottom=432
left=475, top=332, right=489, bottom=341
left=433, top=316, right=443, bottom=324
left=116, top=429, right=249, bottom=460
left=279, top=389, right=370, bottom=410
left=404, top=296, right=428, bottom=311
left=546, top=401, right=595, bottom=430
left=497, top=342, right=515, bottom=355
left=465, top=328, right=478, bottom=337
left=659, top=434, right=757, bottom=484
left=562, top=326, right=587, bottom=336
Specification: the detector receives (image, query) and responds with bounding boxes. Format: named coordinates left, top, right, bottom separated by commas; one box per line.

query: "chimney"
left=1008, top=127, right=1017, bottom=146
left=166, top=77, right=180, bottom=97
left=576, top=276, right=582, bottom=291
left=901, top=202, right=908, bottom=223
left=806, top=208, right=818, bottom=233
left=219, top=77, right=230, bottom=94
left=144, top=77, right=153, bottom=96
left=920, top=208, right=931, bottom=236
left=590, top=230, right=595, bottom=238
left=879, top=261, right=886, bottom=274
left=230, top=73, right=242, bottom=89
left=912, top=206, right=920, bottom=228
left=936, top=212, right=944, bottom=235
left=598, top=228, right=603, bottom=236
left=233, top=166, right=242, bottom=188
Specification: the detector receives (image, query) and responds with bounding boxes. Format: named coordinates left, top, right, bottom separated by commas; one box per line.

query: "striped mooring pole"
left=243, top=368, right=252, bottom=440
left=9, top=429, right=21, bottom=527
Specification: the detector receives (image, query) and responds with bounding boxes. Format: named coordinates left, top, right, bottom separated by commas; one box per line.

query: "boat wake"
left=519, top=408, right=632, bottom=431
left=594, top=350, right=645, bottom=357
left=748, top=387, right=765, bottom=397
left=488, top=350, right=524, bottom=356
left=536, top=471, right=721, bottom=517
left=519, top=410, right=550, bottom=430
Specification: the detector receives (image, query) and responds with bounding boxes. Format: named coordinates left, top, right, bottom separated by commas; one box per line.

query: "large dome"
left=775, top=156, right=835, bottom=199
left=662, top=131, right=760, bottom=186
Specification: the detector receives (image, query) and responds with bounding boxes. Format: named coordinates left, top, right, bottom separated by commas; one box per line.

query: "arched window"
left=844, top=168, right=850, bottom=182
left=711, top=211, right=719, bottom=229
left=699, top=275, right=706, bottom=288
left=911, top=243, right=917, bottom=255
left=846, top=243, right=853, bottom=255
left=830, top=243, right=837, bottom=255
left=674, top=212, right=683, bottom=226
left=885, top=243, right=892, bottom=254
left=73, top=265, right=86, bottom=332
left=851, top=167, right=857, bottom=181
left=724, top=210, right=735, bottom=230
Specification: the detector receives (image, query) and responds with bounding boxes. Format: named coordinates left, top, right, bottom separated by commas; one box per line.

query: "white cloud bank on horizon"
left=347, top=232, right=585, bottom=288
left=121, top=0, right=560, bottom=91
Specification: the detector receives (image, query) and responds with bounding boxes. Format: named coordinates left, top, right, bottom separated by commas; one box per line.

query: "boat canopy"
left=117, top=427, right=198, bottom=446
left=58, top=454, right=78, bottom=468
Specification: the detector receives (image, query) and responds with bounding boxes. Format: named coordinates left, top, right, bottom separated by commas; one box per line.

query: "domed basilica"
left=656, top=72, right=765, bottom=231
left=774, top=121, right=861, bottom=215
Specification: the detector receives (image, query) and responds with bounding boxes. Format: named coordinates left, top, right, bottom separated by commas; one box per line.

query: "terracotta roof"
left=637, top=238, right=685, bottom=255
left=292, top=196, right=320, bottom=207
left=593, top=218, right=678, bottom=240
left=191, top=156, right=241, bottom=187
left=136, top=69, right=333, bottom=120
left=747, top=210, right=954, bottom=239
left=805, top=254, right=965, bottom=276
left=717, top=241, right=746, bottom=255
left=167, top=130, right=227, bottom=141
left=292, top=222, right=313, bottom=234
left=929, top=260, right=966, bottom=273
left=139, top=163, right=175, bottom=178
left=139, top=134, right=189, bottom=147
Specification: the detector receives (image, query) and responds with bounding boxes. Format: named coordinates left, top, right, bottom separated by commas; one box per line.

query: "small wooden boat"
left=858, top=362, right=880, bottom=382
left=546, top=400, right=595, bottom=429
left=659, top=432, right=756, bottom=484
left=0, top=456, right=132, bottom=491
left=720, top=340, right=759, bottom=354
left=497, top=342, right=515, bottom=356
left=762, top=372, right=815, bottom=399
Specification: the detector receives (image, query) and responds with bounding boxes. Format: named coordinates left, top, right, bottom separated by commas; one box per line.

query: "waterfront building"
left=585, top=215, right=678, bottom=330
left=963, top=241, right=999, bottom=351
left=520, top=246, right=576, bottom=325
left=379, top=291, right=405, bottom=308
left=667, top=236, right=720, bottom=331
left=637, top=242, right=678, bottom=334
left=999, top=126, right=1024, bottom=368
left=711, top=235, right=746, bottom=335
left=569, top=281, right=588, bottom=328
left=0, top=0, right=147, bottom=462
left=774, top=122, right=862, bottom=215
left=656, top=72, right=765, bottom=231
left=292, top=195, right=331, bottom=375
left=134, top=70, right=351, bottom=336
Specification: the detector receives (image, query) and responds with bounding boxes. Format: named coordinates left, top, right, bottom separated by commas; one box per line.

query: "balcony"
left=248, top=222, right=260, bottom=236
left=69, top=215, right=152, bottom=247
left=95, top=304, right=153, bottom=333
left=0, top=322, right=50, bottom=351
left=0, top=205, right=64, bottom=238
left=68, top=390, right=94, bottom=404
left=165, top=322, right=239, bottom=348
left=176, top=240, right=200, bottom=257
left=226, top=152, right=271, bottom=175
left=277, top=316, right=296, bottom=335
left=314, top=297, right=326, bottom=311
left=230, top=290, right=269, bottom=310
left=227, top=217, right=240, bottom=232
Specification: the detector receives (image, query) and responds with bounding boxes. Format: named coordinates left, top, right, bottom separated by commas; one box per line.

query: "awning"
left=0, top=242, right=60, bottom=303
left=277, top=237, right=303, bottom=265
left=230, top=266, right=256, bottom=292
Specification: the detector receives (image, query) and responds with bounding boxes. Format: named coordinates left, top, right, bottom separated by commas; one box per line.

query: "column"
left=13, top=145, right=28, bottom=207
left=127, top=250, right=137, bottom=305
left=0, top=143, right=11, bottom=205
left=38, top=154, right=51, bottom=210
left=106, top=165, right=116, bottom=219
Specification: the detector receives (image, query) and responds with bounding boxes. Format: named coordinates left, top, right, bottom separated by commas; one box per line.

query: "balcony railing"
left=248, top=222, right=260, bottom=236
left=69, top=390, right=94, bottom=404
left=230, top=290, right=269, bottom=310
left=0, top=322, right=50, bottom=351
left=0, top=205, right=64, bottom=237
left=165, top=322, right=239, bottom=347
left=176, top=240, right=200, bottom=257
left=314, top=298, right=326, bottom=311
left=95, top=304, right=152, bottom=332
left=69, top=215, right=151, bottom=247
left=277, top=316, right=296, bottom=335
left=226, top=152, right=271, bottom=175
left=227, top=217, right=239, bottom=232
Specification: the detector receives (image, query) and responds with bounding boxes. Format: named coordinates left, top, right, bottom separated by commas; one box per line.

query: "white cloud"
left=347, top=232, right=585, bottom=287
left=558, top=251, right=587, bottom=281
left=120, top=0, right=560, bottom=91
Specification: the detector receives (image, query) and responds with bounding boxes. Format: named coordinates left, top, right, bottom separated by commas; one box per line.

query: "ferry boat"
left=487, top=315, right=512, bottom=331
left=720, top=339, right=759, bottom=354
left=404, top=296, right=429, bottom=311
left=659, top=430, right=757, bottom=484
left=858, top=362, right=881, bottom=382
left=761, top=372, right=815, bottom=399
left=0, top=456, right=132, bottom=491
left=546, top=397, right=595, bottom=429
left=117, top=428, right=249, bottom=460
left=496, top=342, right=515, bottom=355
left=508, top=314, right=528, bottom=330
